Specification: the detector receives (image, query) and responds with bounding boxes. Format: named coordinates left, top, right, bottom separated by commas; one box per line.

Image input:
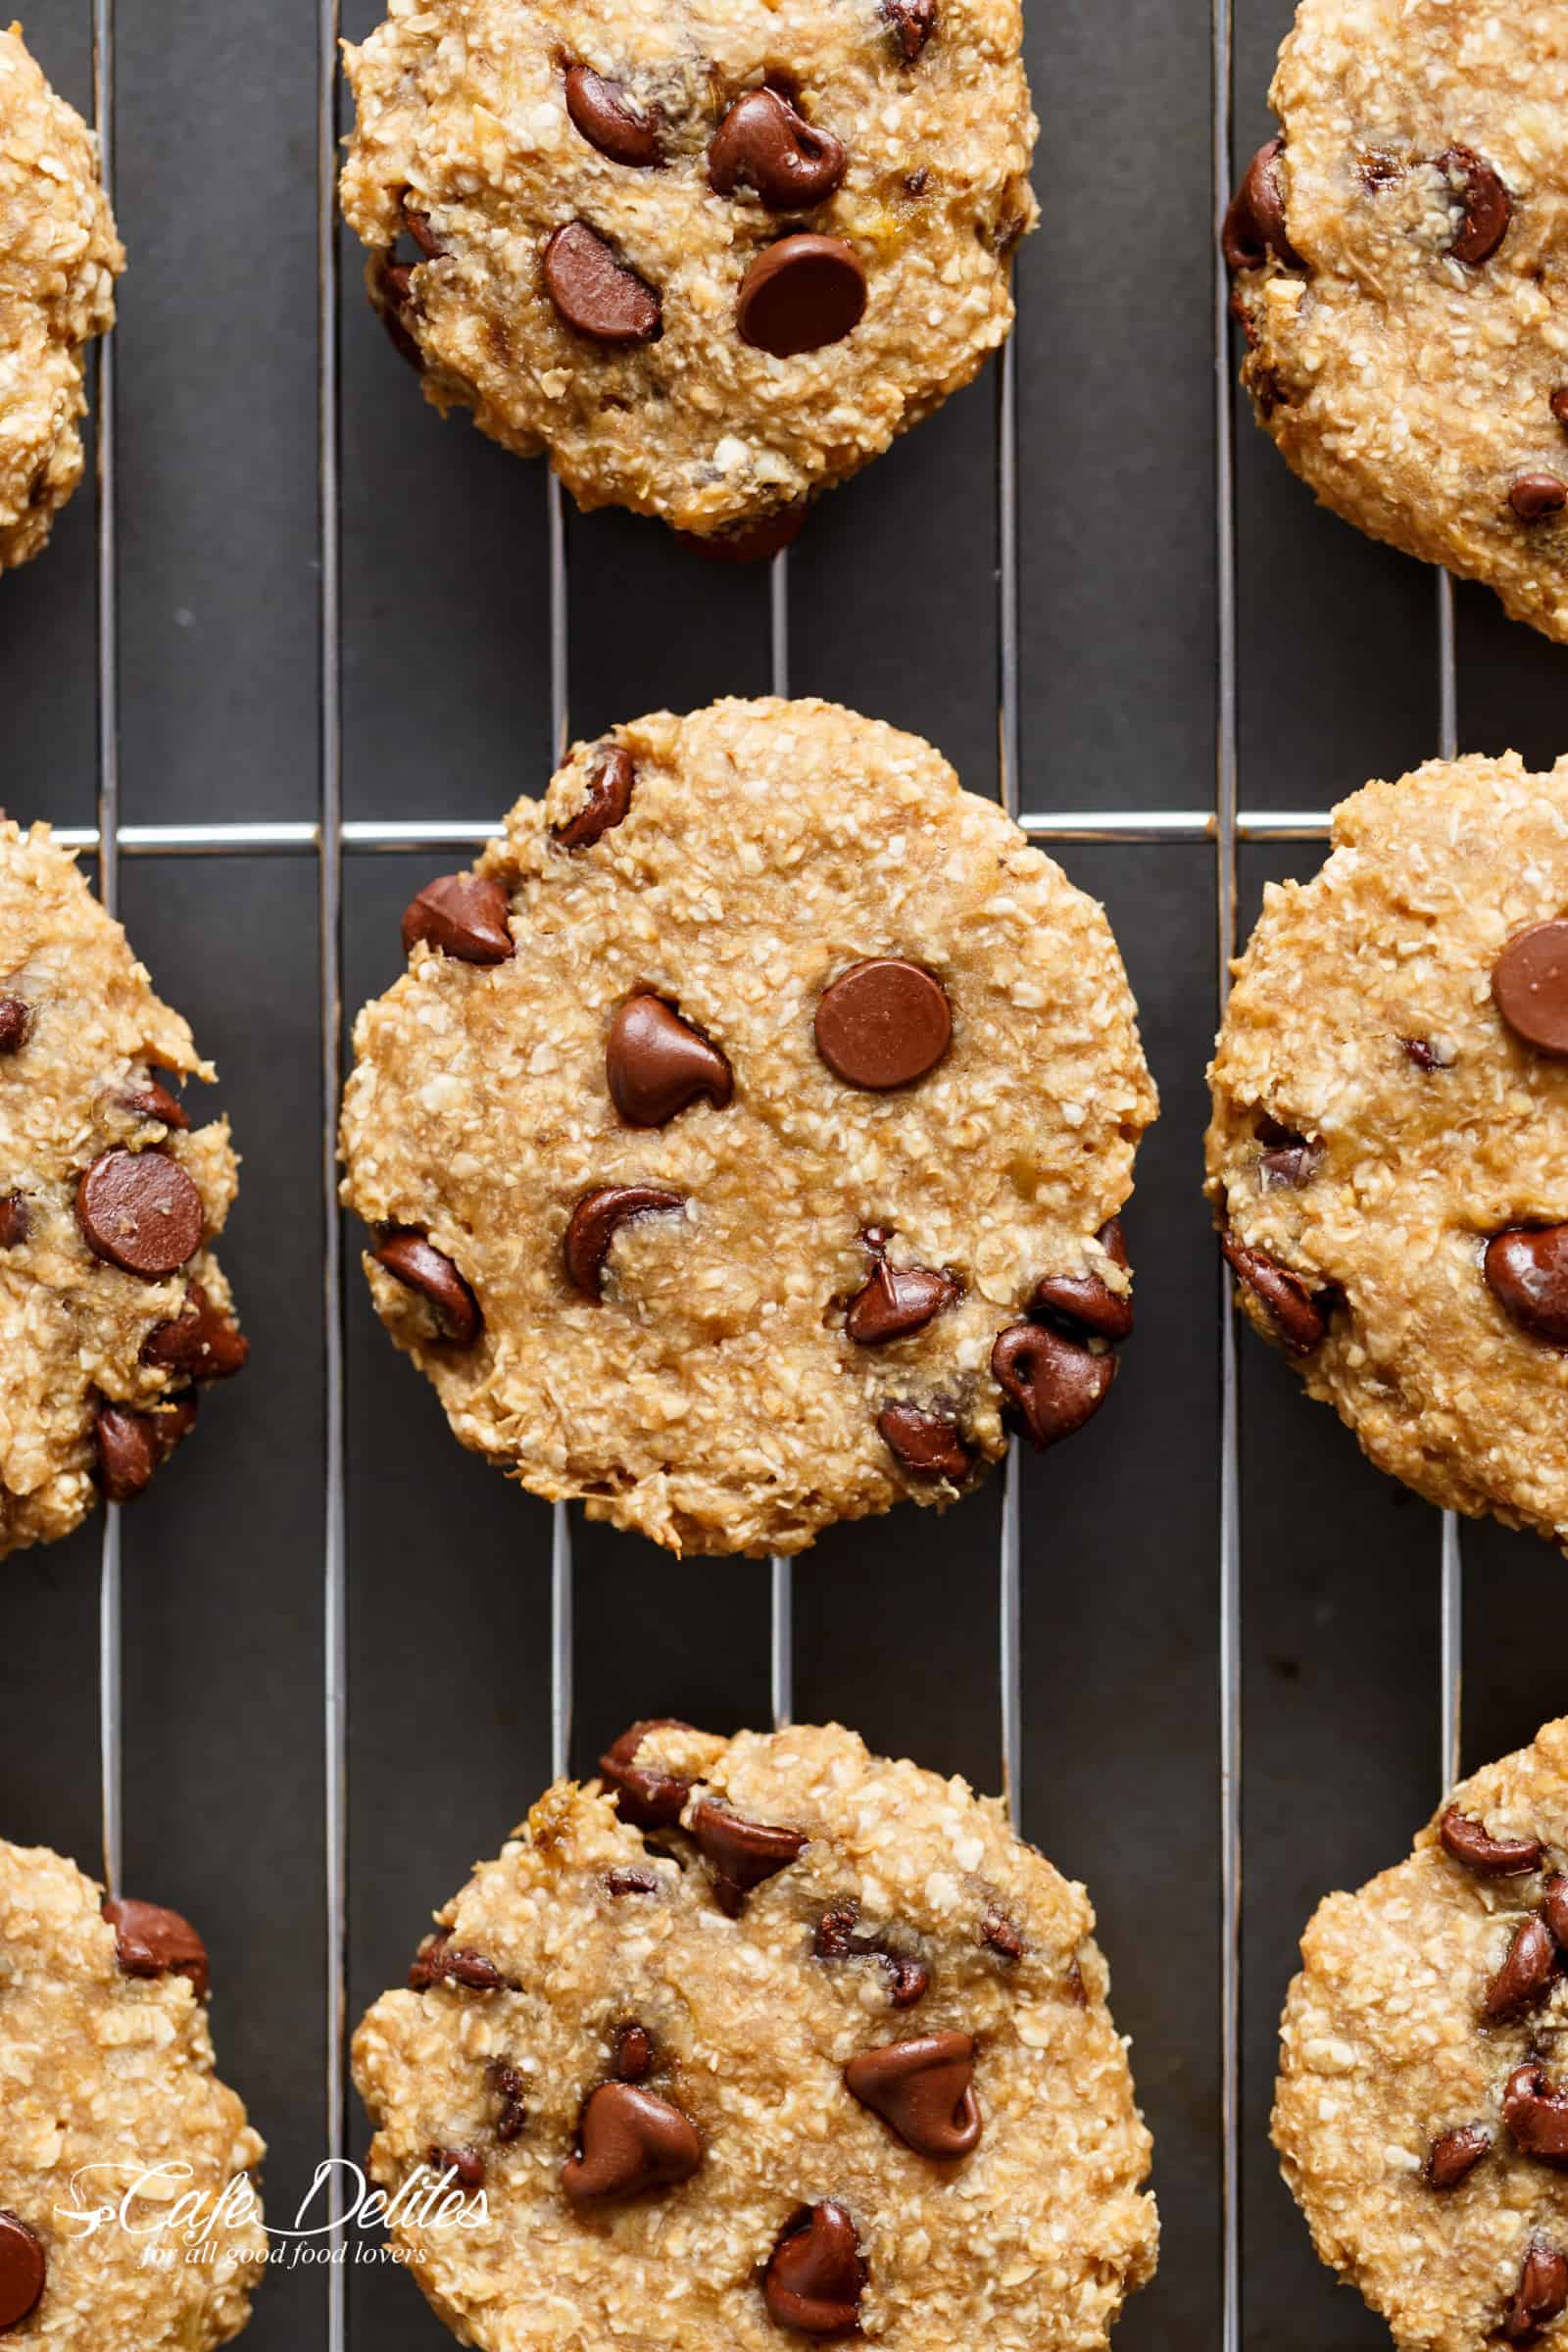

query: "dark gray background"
left=0, top=3, right=1562, bottom=2346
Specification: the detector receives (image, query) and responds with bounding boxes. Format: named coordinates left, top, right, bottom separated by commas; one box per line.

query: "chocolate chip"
left=692, top=1798, right=807, bottom=1915
left=1402, top=1036, right=1450, bottom=1072
left=982, top=1904, right=1023, bottom=1960
left=1222, top=136, right=1303, bottom=273
left=0, top=1195, right=27, bottom=1250
left=401, top=873, right=515, bottom=965
left=598, top=1719, right=695, bottom=1830
left=544, top=221, right=662, bottom=345
left=119, top=1074, right=188, bottom=1131
left=408, top=1933, right=514, bottom=1993
left=0, top=997, right=29, bottom=1054
left=1257, top=1130, right=1325, bottom=1191
left=876, top=1400, right=971, bottom=1481
left=564, top=1186, right=686, bottom=1301
left=607, top=996, right=733, bottom=1127
left=1440, top=146, right=1511, bottom=266
left=710, top=89, right=846, bottom=212
left=403, top=198, right=445, bottom=260
left=563, top=2082, right=701, bottom=2205
left=77, top=1149, right=204, bottom=1280
left=1504, top=2064, right=1568, bottom=2165
left=488, top=2060, right=529, bottom=2142
left=94, top=1396, right=197, bottom=1502
left=612, top=2023, right=656, bottom=2082
left=1030, top=1218, right=1134, bottom=1341
left=1554, top=390, right=1568, bottom=432
left=677, top=506, right=808, bottom=564
left=1221, top=1234, right=1326, bottom=1354
left=737, top=233, right=866, bottom=359
left=379, top=264, right=423, bottom=368
left=103, top=1895, right=210, bottom=1998
left=141, top=1284, right=249, bottom=1381
left=1423, top=2124, right=1491, bottom=2190
left=1544, top=1874, right=1568, bottom=1951
left=373, top=1231, right=482, bottom=1348
left=1511, top=474, right=1568, bottom=523
left=991, top=1322, right=1115, bottom=1449
left=814, top=957, right=951, bottom=1090
left=0, top=2214, right=45, bottom=2334
left=1486, top=1227, right=1568, bottom=1347
left=845, top=1242, right=959, bottom=1345
left=427, top=2145, right=485, bottom=2189
left=564, top=65, right=662, bottom=169
left=882, top=0, right=937, bottom=59
left=553, top=746, right=637, bottom=850
left=1485, top=1915, right=1559, bottom=2020
left=1505, top=2242, right=1568, bottom=2342
left=764, top=2202, right=867, bottom=2336
left=813, top=1904, right=930, bottom=2006
left=1440, top=1807, right=1544, bottom=1877
left=1494, top=921, right=1568, bottom=1054
left=844, top=2032, right=981, bottom=2158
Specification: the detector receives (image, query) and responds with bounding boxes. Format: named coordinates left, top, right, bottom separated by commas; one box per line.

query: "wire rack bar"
left=1436, top=573, right=1463, bottom=1792
left=548, top=473, right=575, bottom=1785
left=769, top=550, right=795, bottom=1734
left=997, top=336, right=1023, bottom=1828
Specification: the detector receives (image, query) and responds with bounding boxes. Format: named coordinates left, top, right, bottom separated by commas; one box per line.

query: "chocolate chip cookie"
left=1225, top=1, right=1568, bottom=641
left=0, top=822, right=248, bottom=1559
left=1275, top=1715, right=1568, bottom=2348
left=0, top=1838, right=266, bottom=2346
left=339, top=698, right=1156, bottom=1557
left=353, top=1720, right=1158, bottom=2351
left=339, top=0, right=1036, bottom=548
left=0, top=25, right=122, bottom=572
left=1207, top=752, right=1568, bottom=1547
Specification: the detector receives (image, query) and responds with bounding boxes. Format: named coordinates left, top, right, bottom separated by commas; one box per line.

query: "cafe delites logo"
left=54, top=2154, right=485, bottom=2271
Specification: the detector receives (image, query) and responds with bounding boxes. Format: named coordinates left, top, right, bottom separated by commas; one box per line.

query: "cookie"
left=0, top=25, right=122, bottom=572
left=1225, top=1, right=1568, bottom=642
left=353, top=1720, right=1158, bottom=2351
left=339, top=697, right=1155, bottom=1558
left=1274, top=1716, right=1568, bottom=2350
left=0, top=822, right=248, bottom=1560
left=0, top=1839, right=266, bottom=2346
left=339, top=0, right=1036, bottom=547
left=1206, top=752, right=1568, bottom=1548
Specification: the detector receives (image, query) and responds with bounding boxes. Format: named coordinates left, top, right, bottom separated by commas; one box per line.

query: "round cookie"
left=339, top=0, right=1036, bottom=547
left=353, top=1720, right=1158, bottom=2351
left=1275, top=1716, right=1568, bottom=2349
left=339, top=697, right=1156, bottom=1557
left=1206, top=752, right=1568, bottom=1548
left=0, top=821, right=248, bottom=1560
left=0, top=1839, right=266, bottom=2346
left=0, top=25, right=122, bottom=572
left=1225, top=0, right=1568, bottom=642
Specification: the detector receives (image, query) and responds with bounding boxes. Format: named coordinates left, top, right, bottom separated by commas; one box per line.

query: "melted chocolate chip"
left=488, top=2060, right=529, bottom=2142
left=552, top=746, right=637, bottom=850
left=677, top=506, right=808, bottom=564
left=1485, top=1227, right=1568, bottom=1347
left=0, top=1195, right=27, bottom=1250
left=77, top=1150, right=204, bottom=1280
left=764, top=2202, right=867, bottom=2336
left=427, top=2145, right=485, bottom=2190
left=403, top=199, right=445, bottom=260
left=0, top=997, right=29, bottom=1054
left=844, top=2032, right=981, bottom=2158
left=544, top=221, right=662, bottom=345
left=1030, top=1218, right=1134, bottom=1342
left=1485, top=1916, right=1559, bottom=2020
left=1441, top=146, right=1512, bottom=266
left=882, top=0, right=937, bottom=58
left=1553, top=389, right=1568, bottom=433
left=982, top=1905, right=1023, bottom=1960
left=710, top=89, right=846, bottom=211
left=564, top=65, right=662, bottom=169
left=1222, top=136, right=1303, bottom=273
left=1440, top=1807, right=1544, bottom=1877
left=564, top=1186, right=685, bottom=1301
left=103, top=1896, right=210, bottom=1998
left=1511, top=474, right=1568, bottom=523
left=1401, top=1036, right=1450, bottom=1072
left=1494, top=921, right=1568, bottom=1054
left=94, top=1396, right=197, bottom=1503
left=0, top=2214, right=45, bottom=2334
left=1503, top=2064, right=1568, bottom=2165
left=606, top=1866, right=661, bottom=1898
left=992, top=1322, right=1115, bottom=1449
left=373, top=1232, right=482, bottom=1348
left=1221, top=1234, right=1326, bottom=1354
left=1424, top=2124, right=1491, bottom=2190
left=408, top=1933, right=514, bottom=1993
left=598, top=1720, right=695, bottom=1830
left=815, top=957, right=951, bottom=1090
left=737, top=234, right=866, bottom=359
left=1543, top=1874, right=1568, bottom=1951
left=606, top=996, right=733, bottom=1127
left=141, top=1284, right=249, bottom=1381
left=875, top=1400, right=971, bottom=1481
left=813, top=1905, right=929, bottom=2007
left=692, top=1799, right=807, bottom=1915
left=845, top=1245, right=959, bottom=1345
left=118, top=1075, right=189, bottom=1130
left=1256, top=1125, right=1325, bottom=1191
left=612, top=2023, right=656, bottom=2082
left=1505, top=2242, right=1568, bottom=2342
left=563, top=2082, right=701, bottom=2204
left=401, top=873, right=515, bottom=964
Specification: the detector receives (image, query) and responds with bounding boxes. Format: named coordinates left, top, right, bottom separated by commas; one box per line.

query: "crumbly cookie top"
left=1226, top=0, right=1568, bottom=640
left=0, top=1839, right=266, bottom=2348
left=0, top=822, right=246, bottom=1560
left=339, top=698, right=1155, bottom=1557
left=339, top=0, right=1036, bottom=535
left=353, top=1721, right=1158, bottom=2351
left=0, top=24, right=122, bottom=570
left=1206, top=753, right=1568, bottom=1547
left=1275, top=1717, right=1568, bottom=2350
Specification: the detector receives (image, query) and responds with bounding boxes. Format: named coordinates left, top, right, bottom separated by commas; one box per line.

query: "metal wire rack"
left=45, top=0, right=1490, bottom=2347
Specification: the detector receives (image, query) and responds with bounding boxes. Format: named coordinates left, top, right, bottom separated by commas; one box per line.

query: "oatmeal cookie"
left=1224, top=1, right=1568, bottom=642
left=0, top=24, right=122, bottom=573
left=0, top=1838, right=266, bottom=2346
left=353, top=1720, right=1158, bottom=2352
left=1207, top=752, right=1568, bottom=1547
left=0, top=821, right=248, bottom=1560
left=339, top=0, right=1036, bottom=546
left=339, top=697, right=1155, bottom=1558
left=1275, top=1716, right=1568, bottom=2349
